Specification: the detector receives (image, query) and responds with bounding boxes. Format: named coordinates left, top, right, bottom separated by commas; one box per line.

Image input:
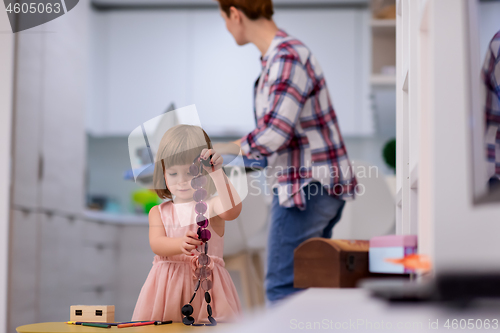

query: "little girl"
left=131, top=124, right=242, bottom=324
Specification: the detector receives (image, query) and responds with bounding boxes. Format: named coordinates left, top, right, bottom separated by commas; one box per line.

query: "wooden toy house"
left=70, top=305, right=115, bottom=323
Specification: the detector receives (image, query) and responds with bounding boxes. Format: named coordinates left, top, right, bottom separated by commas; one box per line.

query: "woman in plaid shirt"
left=217, top=0, right=357, bottom=304
left=483, top=30, right=500, bottom=190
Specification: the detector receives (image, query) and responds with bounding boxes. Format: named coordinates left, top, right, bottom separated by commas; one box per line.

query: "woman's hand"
left=200, top=148, right=223, bottom=172
left=179, top=230, right=203, bottom=256
left=212, top=142, right=242, bottom=155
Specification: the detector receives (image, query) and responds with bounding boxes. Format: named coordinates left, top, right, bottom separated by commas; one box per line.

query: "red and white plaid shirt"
left=483, top=30, right=500, bottom=180
left=240, top=29, right=357, bottom=209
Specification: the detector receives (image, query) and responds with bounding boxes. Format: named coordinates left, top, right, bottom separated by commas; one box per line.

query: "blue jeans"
left=265, top=182, right=346, bottom=302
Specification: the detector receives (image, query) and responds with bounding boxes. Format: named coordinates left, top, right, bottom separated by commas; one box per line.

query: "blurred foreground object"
left=369, top=235, right=417, bottom=273
left=294, top=239, right=404, bottom=289
left=385, top=254, right=432, bottom=273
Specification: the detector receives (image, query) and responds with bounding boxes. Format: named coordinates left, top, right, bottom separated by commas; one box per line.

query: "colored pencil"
left=82, top=322, right=111, bottom=328
left=66, top=321, right=150, bottom=326
left=133, top=321, right=156, bottom=327
left=118, top=321, right=155, bottom=328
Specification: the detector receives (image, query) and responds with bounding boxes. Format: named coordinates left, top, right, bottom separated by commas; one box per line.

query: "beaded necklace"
left=181, top=154, right=217, bottom=326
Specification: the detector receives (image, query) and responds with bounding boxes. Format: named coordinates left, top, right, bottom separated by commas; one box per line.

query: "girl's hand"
left=200, top=149, right=223, bottom=172
left=180, top=230, right=204, bottom=256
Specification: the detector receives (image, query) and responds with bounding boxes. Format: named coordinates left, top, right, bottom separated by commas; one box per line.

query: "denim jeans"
left=265, top=182, right=346, bottom=302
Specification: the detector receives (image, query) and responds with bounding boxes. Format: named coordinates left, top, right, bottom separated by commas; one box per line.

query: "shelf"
left=371, top=19, right=396, bottom=35
left=83, top=210, right=149, bottom=225
left=371, top=19, right=396, bottom=28
left=370, top=74, right=396, bottom=86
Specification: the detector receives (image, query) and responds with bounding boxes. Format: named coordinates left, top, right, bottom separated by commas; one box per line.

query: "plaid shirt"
left=483, top=30, right=500, bottom=179
left=240, top=29, right=356, bottom=209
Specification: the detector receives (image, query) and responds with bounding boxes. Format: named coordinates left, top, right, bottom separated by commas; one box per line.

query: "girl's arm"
left=210, top=168, right=242, bottom=221
left=200, top=149, right=243, bottom=221
left=148, top=206, right=203, bottom=257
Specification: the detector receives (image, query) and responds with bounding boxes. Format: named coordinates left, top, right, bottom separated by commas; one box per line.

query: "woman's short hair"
left=153, top=124, right=215, bottom=200
left=217, top=0, right=274, bottom=21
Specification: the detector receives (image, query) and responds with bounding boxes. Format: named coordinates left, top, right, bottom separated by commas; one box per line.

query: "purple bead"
left=200, top=229, right=211, bottom=242
left=202, top=279, right=213, bottom=291
left=193, top=188, right=207, bottom=202
left=195, top=202, right=207, bottom=215
left=191, top=175, right=207, bottom=189
left=195, top=267, right=210, bottom=279
left=196, top=215, right=208, bottom=228
left=189, top=163, right=199, bottom=176
left=198, top=253, right=211, bottom=266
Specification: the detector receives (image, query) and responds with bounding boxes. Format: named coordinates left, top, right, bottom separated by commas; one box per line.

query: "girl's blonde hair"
left=153, top=125, right=215, bottom=200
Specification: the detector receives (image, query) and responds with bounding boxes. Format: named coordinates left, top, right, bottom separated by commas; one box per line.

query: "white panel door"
left=8, top=210, right=40, bottom=333
left=104, top=10, right=191, bottom=135
left=189, top=9, right=261, bottom=137
left=38, top=215, right=84, bottom=321
left=274, top=8, right=372, bottom=137
left=12, top=27, right=44, bottom=210
left=39, top=10, right=87, bottom=214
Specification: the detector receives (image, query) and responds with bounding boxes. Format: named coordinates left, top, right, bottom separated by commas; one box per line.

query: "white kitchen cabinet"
left=88, top=7, right=372, bottom=137
left=38, top=215, right=84, bottom=321
left=39, top=10, right=87, bottom=214
left=8, top=210, right=40, bottom=333
left=188, top=9, right=260, bottom=136
left=11, top=28, right=44, bottom=210
left=274, top=8, right=372, bottom=136
left=11, top=4, right=87, bottom=214
left=89, top=10, right=191, bottom=136
left=37, top=216, right=119, bottom=322
left=114, top=225, right=152, bottom=321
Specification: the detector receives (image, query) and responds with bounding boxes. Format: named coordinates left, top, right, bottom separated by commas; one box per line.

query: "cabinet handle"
left=38, top=154, right=44, bottom=182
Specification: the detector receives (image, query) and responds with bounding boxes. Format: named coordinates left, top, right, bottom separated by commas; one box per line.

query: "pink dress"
left=131, top=200, right=242, bottom=323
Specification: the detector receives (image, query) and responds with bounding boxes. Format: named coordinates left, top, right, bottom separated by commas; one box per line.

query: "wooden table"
left=16, top=322, right=233, bottom=333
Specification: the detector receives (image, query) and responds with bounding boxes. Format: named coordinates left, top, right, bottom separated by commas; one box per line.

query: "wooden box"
left=294, top=238, right=372, bottom=288
left=70, top=305, right=115, bottom=323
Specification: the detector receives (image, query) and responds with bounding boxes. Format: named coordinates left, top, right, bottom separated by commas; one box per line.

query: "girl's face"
left=164, top=164, right=195, bottom=202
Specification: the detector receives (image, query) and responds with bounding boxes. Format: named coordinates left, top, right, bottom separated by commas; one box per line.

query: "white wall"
left=479, top=1, right=500, bottom=61
left=88, top=7, right=372, bottom=138
left=0, top=5, right=14, bottom=333
left=396, top=0, right=500, bottom=272
left=430, top=0, right=500, bottom=273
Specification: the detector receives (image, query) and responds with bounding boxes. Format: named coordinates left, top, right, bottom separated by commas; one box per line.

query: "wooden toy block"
left=70, top=305, right=115, bottom=323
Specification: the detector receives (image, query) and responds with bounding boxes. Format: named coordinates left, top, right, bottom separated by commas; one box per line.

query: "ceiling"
left=92, top=0, right=369, bottom=9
